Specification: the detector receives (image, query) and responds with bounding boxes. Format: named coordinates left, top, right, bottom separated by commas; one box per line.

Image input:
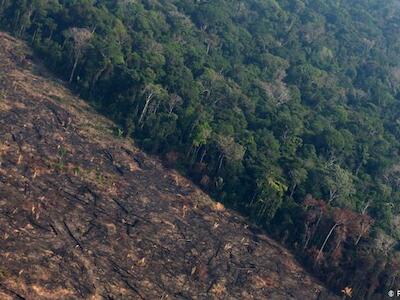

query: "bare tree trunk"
left=32, top=27, right=38, bottom=42
left=192, top=146, right=200, bottom=163
left=138, top=93, right=153, bottom=126
left=362, top=201, right=370, bottom=214
left=317, top=223, right=340, bottom=261
left=355, top=160, right=363, bottom=176
left=355, top=202, right=371, bottom=245
left=355, top=220, right=367, bottom=246
left=199, top=147, right=207, bottom=163
left=303, top=225, right=311, bottom=250
left=305, top=210, right=323, bottom=250
left=18, top=8, right=33, bottom=37
left=69, top=56, right=79, bottom=83
left=91, top=63, right=108, bottom=92
left=328, top=189, right=337, bottom=204
left=217, top=154, right=224, bottom=173
left=48, top=30, right=54, bottom=41
left=18, top=24, right=25, bottom=37
left=289, top=183, right=297, bottom=198
left=152, top=100, right=161, bottom=115
left=355, top=230, right=363, bottom=246
left=314, top=210, right=323, bottom=233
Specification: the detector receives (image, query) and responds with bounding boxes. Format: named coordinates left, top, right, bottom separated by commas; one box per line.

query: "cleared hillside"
left=0, top=33, right=338, bottom=299
left=2, top=1, right=400, bottom=297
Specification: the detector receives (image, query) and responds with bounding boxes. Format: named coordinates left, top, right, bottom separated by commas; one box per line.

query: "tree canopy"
left=2, top=0, right=400, bottom=296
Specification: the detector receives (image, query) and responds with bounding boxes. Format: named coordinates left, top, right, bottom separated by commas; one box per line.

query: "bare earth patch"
left=0, top=32, right=338, bottom=299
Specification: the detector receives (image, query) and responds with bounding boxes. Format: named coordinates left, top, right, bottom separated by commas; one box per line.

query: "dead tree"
left=65, top=27, right=93, bottom=83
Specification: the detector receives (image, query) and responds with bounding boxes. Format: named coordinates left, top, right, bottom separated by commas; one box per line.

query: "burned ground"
left=0, top=32, right=338, bottom=300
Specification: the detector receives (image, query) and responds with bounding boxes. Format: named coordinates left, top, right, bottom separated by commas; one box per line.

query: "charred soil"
left=0, top=32, right=338, bottom=300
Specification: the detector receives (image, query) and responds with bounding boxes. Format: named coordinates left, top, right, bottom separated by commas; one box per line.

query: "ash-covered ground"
left=0, top=32, right=337, bottom=300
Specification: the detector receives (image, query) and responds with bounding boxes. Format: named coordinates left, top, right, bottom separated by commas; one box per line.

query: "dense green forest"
left=1, top=0, right=400, bottom=297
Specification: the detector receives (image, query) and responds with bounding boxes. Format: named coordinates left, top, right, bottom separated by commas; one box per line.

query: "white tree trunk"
left=69, top=56, right=79, bottom=83
left=317, top=223, right=339, bottom=261
left=138, top=93, right=153, bottom=126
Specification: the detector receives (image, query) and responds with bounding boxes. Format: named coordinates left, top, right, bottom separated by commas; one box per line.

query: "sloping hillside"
left=0, top=33, right=338, bottom=299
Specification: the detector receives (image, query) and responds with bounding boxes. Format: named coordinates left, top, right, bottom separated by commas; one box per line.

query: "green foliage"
left=252, top=176, right=288, bottom=222
left=2, top=0, right=400, bottom=294
left=54, top=145, right=68, bottom=171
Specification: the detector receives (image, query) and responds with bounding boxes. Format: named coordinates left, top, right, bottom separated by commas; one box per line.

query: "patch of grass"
left=49, top=95, right=66, bottom=104
left=54, top=146, right=68, bottom=171
left=114, top=127, right=124, bottom=139
left=73, top=166, right=81, bottom=176
left=95, top=168, right=105, bottom=185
